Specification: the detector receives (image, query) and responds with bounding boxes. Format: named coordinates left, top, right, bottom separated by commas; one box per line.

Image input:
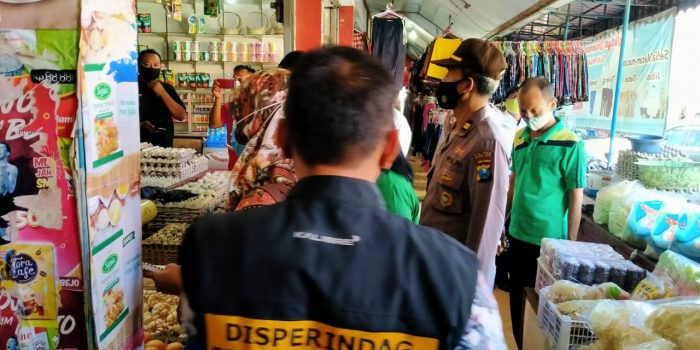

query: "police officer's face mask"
left=436, top=78, right=469, bottom=110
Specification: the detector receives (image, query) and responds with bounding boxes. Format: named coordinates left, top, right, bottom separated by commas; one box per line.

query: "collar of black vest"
left=288, top=176, right=384, bottom=208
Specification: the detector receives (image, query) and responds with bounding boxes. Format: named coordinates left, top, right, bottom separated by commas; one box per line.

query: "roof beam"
left=575, top=0, right=669, bottom=7
left=550, top=12, right=622, bottom=19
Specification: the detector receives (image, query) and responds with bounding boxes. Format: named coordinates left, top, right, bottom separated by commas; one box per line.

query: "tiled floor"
left=495, top=288, right=518, bottom=350
left=410, top=156, right=518, bottom=350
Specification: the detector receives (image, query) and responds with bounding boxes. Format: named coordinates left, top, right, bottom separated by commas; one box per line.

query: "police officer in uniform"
left=420, top=39, right=511, bottom=289
left=180, top=47, right=507, bottom=350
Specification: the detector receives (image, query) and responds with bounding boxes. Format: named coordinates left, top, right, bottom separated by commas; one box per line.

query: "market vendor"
left=138, top=49, right=186, bottom=148
left=208, top=65, right=257, bottom=169
left=507, top=77, right=587, bottom=349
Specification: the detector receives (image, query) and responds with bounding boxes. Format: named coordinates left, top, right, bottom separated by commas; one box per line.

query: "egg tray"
left=141, top=156, right=209, bottom=177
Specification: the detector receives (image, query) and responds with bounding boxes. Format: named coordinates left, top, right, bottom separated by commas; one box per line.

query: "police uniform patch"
left=440, top=172, right=453, bottom=183
left=439, top=191, right=453, bottom=207
left=474, top=151, right=493, bottom=182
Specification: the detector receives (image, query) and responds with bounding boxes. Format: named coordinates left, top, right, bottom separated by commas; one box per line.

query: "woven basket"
left=223, top=12, right=242, bottom=35
left=143, top=223, right=189, bottom=265
left=270, top=13, right=283, bottom=35
left=245, top=11, right=269, bottom=35
left=143, top=206, right=208, bottom=236
left=143, top=243, right=180, bottom=266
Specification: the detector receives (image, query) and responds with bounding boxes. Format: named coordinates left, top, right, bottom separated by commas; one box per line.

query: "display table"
left=577, top=213, right=657, bottom=271
left=522, top=212, right=660, bottom=349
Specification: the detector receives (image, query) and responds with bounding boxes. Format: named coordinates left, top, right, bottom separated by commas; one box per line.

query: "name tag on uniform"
left=205, top=314, right=439, bottom=350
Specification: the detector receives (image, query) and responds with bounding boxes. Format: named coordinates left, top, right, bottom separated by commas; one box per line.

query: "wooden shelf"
left=138, top=32, right=283, bottom=39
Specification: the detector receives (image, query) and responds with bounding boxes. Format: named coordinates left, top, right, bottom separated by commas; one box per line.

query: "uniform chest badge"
left=440, top=172, right=453, bottom=183
left=439, top=191, right=453, bottom=207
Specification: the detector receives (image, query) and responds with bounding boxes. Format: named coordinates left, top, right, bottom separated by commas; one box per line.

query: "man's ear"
left=380, top=129, right=400, bottom=170
left=549, top=99, right=557, bottom=113
left=277, top=118, right=291, bottom=156
left=458, top=77, right=475, bottom=95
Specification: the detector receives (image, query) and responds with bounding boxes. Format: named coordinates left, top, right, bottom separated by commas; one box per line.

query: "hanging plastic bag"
left=622, top=193, right=687, bottom=249
left=645, top=202, right=688, bottom=260
left=204, top=0, right=221, bottom=17
left=608, top=183, right=651, bottom=238
left=669, top=206, right=700, bottom=263
left=594, top=181, right=641, bottom=225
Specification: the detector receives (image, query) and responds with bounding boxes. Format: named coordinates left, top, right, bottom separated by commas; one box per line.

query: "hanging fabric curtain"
left=353, top=30, right=369, bottom=53
left=494, top=40, right=589, bottom=106
left=372, top=4, right=406, bottom=88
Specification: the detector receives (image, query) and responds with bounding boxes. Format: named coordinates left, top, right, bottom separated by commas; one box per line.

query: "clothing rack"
left=494, top=40, right=589, bottom=106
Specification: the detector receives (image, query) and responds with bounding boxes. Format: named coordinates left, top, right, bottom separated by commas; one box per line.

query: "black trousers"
left=371, top=17, right=406, bottom=88
left=508, top=235, right=540, bottom=350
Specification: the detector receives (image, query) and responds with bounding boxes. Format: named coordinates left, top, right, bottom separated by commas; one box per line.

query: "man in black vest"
left=180, top=46, right=507, bottom=350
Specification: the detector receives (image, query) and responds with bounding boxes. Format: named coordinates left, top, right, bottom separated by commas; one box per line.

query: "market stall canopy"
left=356, top=0, right=572, bottom=58
left=355, top=0, right=680, bottom=58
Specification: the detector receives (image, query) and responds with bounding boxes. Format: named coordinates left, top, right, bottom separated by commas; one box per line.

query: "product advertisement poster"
left=0, top=29, right=87, bottom=350
left=77, top=0, right=144, bottom=349
left=564, top=10, right=675, bottom=136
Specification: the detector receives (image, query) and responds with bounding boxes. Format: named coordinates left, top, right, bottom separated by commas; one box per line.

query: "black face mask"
left=140, top=66, right=161, bottom=81
left=436, top=78, right=469, bottom=110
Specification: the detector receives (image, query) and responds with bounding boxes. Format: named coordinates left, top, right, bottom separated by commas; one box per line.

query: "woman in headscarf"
left=228, top=68, right=296, bottom=211
left=144, top=70, right=296, bottom=346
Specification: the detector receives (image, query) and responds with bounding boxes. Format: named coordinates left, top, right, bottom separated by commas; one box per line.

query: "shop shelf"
left=538, top=287, right=598, bottom=350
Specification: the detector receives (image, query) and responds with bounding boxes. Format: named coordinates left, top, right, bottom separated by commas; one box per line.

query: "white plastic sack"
left=594, top=181, right=641, bottom=225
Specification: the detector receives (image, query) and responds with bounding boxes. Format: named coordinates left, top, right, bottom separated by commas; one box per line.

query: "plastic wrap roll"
left=141, top=200, right=157, bottom=225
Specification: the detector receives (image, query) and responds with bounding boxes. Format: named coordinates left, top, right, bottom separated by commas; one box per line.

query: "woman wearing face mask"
left=144, top=70, right=296, bottom=335
left=138, top=49, right=186, bottom=148
left=228, top=68, right=296, bottom=211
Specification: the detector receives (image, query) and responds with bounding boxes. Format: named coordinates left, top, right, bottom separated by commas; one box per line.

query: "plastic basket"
left=535, top=258, right=557, bottom=293
left=538, top=287, right=597, bottom=350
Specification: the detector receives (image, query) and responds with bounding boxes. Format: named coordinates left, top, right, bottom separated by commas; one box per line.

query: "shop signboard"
left=77, top=0, right=144, bottom=349
left=566, top=10, right=675, bottom=136
left=0, top=28, right=88, bottom=349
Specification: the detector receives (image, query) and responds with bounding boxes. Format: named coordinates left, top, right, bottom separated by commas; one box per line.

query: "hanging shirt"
left=394, top=108, right=412, bottom=156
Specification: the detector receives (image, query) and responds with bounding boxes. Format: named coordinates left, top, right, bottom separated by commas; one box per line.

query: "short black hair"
left=278, top=51, right=304, bottom=71
left=0, top=141, right=10, bottom=154
left=390, top=153, right=414, bottom=183
left=234, top=65, right=255, bottom=74
left=285, top=46, right=395, bottom=165
left=138, top=49, right=161, bottom=65
left=460, top=67, right=500, bottom=96
left=520, top=77, right=556, bottom=102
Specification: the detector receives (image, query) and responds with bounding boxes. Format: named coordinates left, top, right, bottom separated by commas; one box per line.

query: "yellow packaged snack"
left=0, top=244, right=59, bottom=321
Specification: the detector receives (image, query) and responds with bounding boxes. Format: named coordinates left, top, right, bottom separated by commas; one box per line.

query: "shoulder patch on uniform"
left=548, top=129, right=580, bottom=143
left=474, top=151, right=493, bottom=182
left=513, top=129, right=528, bottom=148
